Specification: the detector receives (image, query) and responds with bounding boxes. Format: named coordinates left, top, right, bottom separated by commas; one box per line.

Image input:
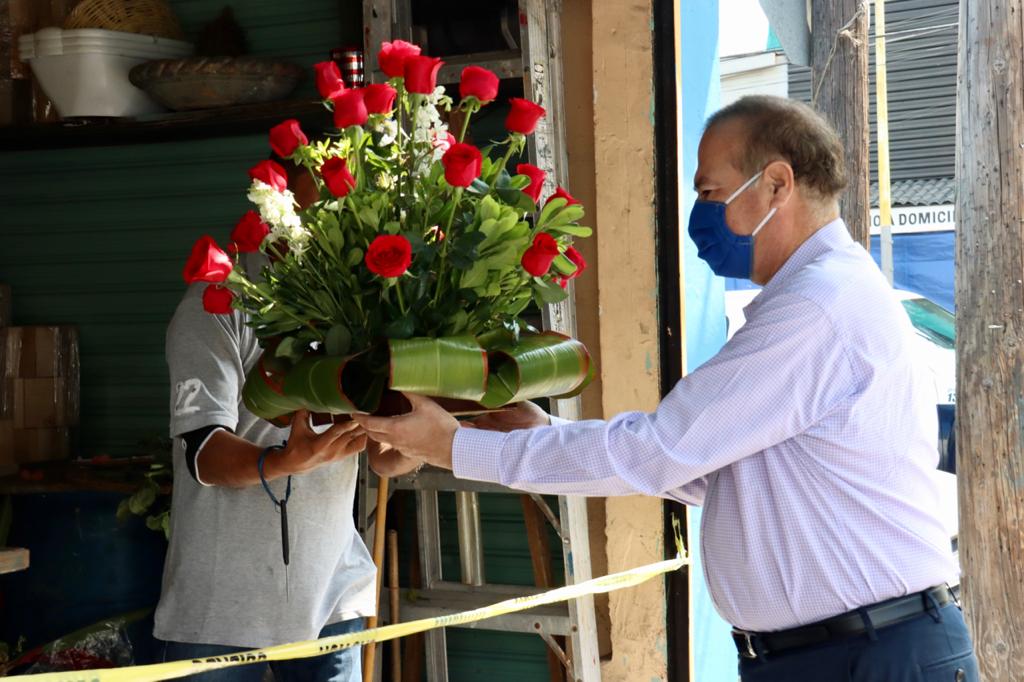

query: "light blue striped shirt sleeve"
left=455, top=292, right=854, bottom=499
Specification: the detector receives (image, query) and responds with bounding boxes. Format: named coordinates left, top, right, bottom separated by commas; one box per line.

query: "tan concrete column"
left=592, top=0, right=668, bottom=679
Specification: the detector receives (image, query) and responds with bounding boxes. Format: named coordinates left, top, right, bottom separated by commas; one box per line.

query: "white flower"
left=373, top=118, right=399, bottom=146
left=248, top=180, right=301, bottom=230
left=248, top=180, right=309, bottom=259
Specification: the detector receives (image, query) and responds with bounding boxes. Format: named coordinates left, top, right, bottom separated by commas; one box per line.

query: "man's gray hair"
left=706, top=95, right=847, bottom=200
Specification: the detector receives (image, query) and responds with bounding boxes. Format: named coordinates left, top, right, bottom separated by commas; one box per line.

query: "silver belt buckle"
left=734, top=629, right=758, bottom=659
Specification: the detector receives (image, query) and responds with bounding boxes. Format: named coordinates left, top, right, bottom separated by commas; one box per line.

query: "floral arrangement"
left=181, top=40, right=593, bottom=419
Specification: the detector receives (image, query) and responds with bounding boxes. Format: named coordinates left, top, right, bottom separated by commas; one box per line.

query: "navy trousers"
left=739, top=603, right=979, bottom=682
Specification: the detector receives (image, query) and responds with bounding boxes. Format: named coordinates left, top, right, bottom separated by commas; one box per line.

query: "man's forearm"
left=367, top=446, right=423, bottom=478
left=195, top=430, right=290, bottom=488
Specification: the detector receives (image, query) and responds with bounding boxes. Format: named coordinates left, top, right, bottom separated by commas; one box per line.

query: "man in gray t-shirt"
left=154, top=165, right=417, bottom=681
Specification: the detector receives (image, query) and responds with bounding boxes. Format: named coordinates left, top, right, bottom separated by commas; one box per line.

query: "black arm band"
left=182, top=425, right=234, bottom=483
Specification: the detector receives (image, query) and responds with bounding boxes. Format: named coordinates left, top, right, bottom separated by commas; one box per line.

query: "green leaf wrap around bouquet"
left=388, top=336, right=489, bottom=401
left=241, top=332, right=593, bottom=420
left=480, top=332, right=591, bottom=409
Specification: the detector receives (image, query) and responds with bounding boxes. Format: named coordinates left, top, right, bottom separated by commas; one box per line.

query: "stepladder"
left=358, top=0, right=601, bottom=679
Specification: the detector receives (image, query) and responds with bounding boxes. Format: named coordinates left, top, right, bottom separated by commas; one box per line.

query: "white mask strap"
left=725, top=170, right=764, bottom=205
left=751, top=207, right=778, bottom=237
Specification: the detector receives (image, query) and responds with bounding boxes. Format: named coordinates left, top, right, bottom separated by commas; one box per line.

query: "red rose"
left=546, top=186, right=580, bottom=206
left=460, top=66, right=500, bottom=103
left=248, top=160, right=288, bottom=192
left=203, top=284, right=234, bottom=314
left=314, top=61, right=346, bottom=99
left=229, top=210, right=270, bottom=254
left=332, top=89, right=368, bottom=129
left=378, top=40, right=422, bottom=79
left=269, top=119, right=308, bottom=158
left=363, top=83, right=397, bottom=114
left=321, top=157, right=356, bottom=197
left=517, top=163, right=547, bottom=203
left=183, top=235, right=233, bottom=284
left=365, top=235, right=413, bottom=278
left=521, top=233, right=560, bottom=277
left=556, top=246, right=587, bottom=288
left=441, top=143, right=483, bottom=187
left=506, top=98, right=546, bottom=135
left=404, top=55, right=443, bottom=94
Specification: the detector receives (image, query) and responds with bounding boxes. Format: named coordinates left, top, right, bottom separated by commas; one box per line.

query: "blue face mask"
left=688, top=170, right=777, bottom=279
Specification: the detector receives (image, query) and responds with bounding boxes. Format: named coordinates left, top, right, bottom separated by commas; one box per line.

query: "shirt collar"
left=744, top=218, right=852, bottom=312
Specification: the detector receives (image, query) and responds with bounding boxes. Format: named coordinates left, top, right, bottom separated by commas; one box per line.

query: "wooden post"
left=810, top=0, right=870, bottom=246
left=520, top=494, right=566, bottom=682
left=956, top=1, right=1024, bottom=679
left=362, top=476, right=389, bottom=681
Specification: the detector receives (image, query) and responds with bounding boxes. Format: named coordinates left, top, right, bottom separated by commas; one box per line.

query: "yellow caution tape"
left=10, top=548, right=687, bottom=682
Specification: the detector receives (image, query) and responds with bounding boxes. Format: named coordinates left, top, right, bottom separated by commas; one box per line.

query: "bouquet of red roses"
left=182, top=40, right=593, bottom=420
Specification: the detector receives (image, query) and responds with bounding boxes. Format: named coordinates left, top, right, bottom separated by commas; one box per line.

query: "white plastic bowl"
left=18, top=27, right=192, bottom=117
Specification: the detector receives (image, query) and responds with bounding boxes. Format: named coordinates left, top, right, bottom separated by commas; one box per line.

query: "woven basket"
left=64, top=0, right=185, bottom=40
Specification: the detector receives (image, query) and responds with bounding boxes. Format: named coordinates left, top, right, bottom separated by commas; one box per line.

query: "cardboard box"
left=13, top=426, right=69, bottom=463
left=1, top=326, right=79, bottom=378
left=12, top=377, right=77, bottom=428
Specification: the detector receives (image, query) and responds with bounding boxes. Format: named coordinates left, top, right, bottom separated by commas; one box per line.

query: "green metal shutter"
left=0, top=4, right=564, bottom=677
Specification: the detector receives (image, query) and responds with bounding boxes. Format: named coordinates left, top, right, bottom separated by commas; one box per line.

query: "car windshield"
left=901, top=298, right=955, bottom=349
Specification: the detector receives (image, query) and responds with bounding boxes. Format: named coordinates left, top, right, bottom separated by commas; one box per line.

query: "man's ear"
left=764, top=159, right=795, bottom=208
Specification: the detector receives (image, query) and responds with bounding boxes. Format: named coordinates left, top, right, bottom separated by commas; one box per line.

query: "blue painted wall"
left=679, top=1, right=736, bottom=680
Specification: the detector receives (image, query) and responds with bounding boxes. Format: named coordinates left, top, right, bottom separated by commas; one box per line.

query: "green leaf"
left=547, top=224, right=593, bottom=238
left=502, top=172, right=531, bottom=191
left=116, top=498, right=133, bottom=523
left=389, top=336, right=488, bottom=401
left=346, top=248, right=364, bottom=268
left=128, top=484, right=157, bottom=515
left=551, top=254, right=578, bottom=276
left=480, top=332, right=592, bottom=409
left=479, top=195, right=502, bottom=223
left=325, top=324, right=352, bottom=356
left=281, top=355, right=362, bottom=414
left=146, top=514, right=164, bottom=531
left=385, top=315, right=416, bottom=339
left=460, top=261, right=490, bottom=289
left=383, top=221, right=401, bottom=235
left=479, top=218, right=500, bottom=239
left=537, top=197, right=567, bottom=228
left=358, top=205, right=380, bottom=229
left=549, top=204, right=586, bottom=227
left=469, top=178, right=491, bottom=195
left=495, top=187, right=537, bottom=213
left=242, top=355, right=304, bottom=419
left=533, top=278, right=569, bottom=305
left=275, top=336, right=306, bottom=363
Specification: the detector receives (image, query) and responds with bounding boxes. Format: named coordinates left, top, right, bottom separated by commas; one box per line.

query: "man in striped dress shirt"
left=356, top=96, right=979, bottom=681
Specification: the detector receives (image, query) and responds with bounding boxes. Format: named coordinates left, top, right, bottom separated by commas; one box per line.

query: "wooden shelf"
left=0, top=98, right=330, bottom=151
left=0, top=457, right=170, bottom=495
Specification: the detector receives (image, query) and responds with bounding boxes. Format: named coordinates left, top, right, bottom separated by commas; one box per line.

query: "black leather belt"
left=732, top=585, right=956, bottom=660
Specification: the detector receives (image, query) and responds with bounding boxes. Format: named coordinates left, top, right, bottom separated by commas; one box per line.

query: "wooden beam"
left=0, top=548, right=29, bottom=574
left=810, top=0, right=870, bottom=246
left=955, top=1, right=1024, bottom=679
